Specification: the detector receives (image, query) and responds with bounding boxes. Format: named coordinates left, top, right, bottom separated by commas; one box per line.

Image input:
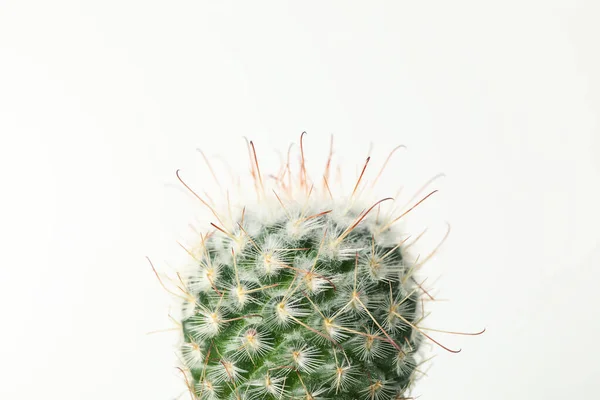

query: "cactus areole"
left=160, top=135, right=445, bottom=400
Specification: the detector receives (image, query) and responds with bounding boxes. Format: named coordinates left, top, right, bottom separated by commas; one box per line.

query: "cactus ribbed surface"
left=168, top=137, right=431, bottom=400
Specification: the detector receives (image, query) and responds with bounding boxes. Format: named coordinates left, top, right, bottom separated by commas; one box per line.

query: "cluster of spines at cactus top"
left=169, top=137, right=434, bottom=400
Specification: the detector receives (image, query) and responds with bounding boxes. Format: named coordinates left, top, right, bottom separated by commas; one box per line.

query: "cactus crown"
left=164, top=136, right=439, bottom=400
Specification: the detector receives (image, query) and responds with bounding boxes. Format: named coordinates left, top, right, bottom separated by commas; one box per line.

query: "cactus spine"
left=163, top=136, right=440, bottom=400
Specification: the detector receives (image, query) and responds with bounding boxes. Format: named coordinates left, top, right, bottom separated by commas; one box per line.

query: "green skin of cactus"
left=180, top=207, right=423, bottom=400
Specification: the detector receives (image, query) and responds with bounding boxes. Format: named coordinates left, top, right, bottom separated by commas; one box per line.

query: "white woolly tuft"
left=324, top=361, right=360, bottom=394
left=188, top=305, right=227, bottom=339
left=181, top=340, right=205, bottom=370
left=186, top=260, right=223, bottom=294
left=247, top=372, right=288, bottom=399
left=283, top=342, right=322, bottom=373
left=194, top=379, right=221, bottom=400
left=207, top=359, right=247, bottom=383
left=228, top=327, right=273, bottom=362
left=347, top=327, right=395, bottom=362
left=360, top=379, right=397, bottom=400
left=266, top=296, right=310, bottom=329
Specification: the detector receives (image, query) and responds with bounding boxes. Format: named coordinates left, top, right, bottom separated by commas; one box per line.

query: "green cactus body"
left=172, top=138, right=427, bottom=400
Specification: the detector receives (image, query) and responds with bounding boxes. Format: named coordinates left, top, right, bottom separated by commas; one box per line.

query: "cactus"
left=154, top=135, right=465, bottom=400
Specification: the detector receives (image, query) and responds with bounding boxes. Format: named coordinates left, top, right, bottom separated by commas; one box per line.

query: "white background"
left=1, top=1, right=599, bottom=399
